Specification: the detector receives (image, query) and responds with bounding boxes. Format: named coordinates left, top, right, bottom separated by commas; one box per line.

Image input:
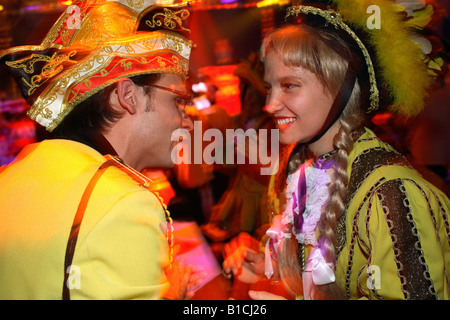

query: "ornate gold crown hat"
left=0, top=0, right=193, bottom=131
left=285, top=0, right=446, bottom=117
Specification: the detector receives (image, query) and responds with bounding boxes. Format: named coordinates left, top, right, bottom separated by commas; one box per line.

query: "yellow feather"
left=333, top=0, right=433, bottom=116
left=406, top=5, right=434, bottom=30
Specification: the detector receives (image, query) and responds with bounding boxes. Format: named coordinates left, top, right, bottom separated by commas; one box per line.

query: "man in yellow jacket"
left=0, top=0, right=194, bottom=299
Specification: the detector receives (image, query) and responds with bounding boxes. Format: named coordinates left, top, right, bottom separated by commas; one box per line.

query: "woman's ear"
left=114, top=78, right=139, bottom=114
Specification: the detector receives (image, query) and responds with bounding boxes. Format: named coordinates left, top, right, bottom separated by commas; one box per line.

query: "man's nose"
left=182, top=113, right=194, bottom=131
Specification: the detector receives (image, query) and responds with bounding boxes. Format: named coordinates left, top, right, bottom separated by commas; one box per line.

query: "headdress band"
left=286, top=5, right=379, bottom=113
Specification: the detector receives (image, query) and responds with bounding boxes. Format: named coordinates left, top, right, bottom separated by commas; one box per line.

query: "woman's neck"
left=308, top=120, right=341, bottom=158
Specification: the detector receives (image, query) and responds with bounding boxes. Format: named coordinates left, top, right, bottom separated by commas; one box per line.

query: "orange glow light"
left=58, top=0, right=73, bottom=6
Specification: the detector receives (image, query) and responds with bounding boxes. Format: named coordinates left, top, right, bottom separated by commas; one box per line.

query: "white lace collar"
left=281, top=159, right=332, bottom=246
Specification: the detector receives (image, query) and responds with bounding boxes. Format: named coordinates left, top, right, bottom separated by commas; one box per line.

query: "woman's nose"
left=264, top=94, right=284, bottom=115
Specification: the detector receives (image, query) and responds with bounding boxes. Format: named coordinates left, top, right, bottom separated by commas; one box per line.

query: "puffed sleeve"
left=355, top=178, right=450, bottom=300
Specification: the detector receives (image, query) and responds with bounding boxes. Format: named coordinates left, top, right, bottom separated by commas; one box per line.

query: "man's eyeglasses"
left=147, top=84, right=193, bottom=109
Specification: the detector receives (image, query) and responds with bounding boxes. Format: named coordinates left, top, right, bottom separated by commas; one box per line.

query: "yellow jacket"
left=268, top=128, right=450, bottom=299
left=335, top=128, right=450, bottom=299
left=0, top=139, right=170, bottom=299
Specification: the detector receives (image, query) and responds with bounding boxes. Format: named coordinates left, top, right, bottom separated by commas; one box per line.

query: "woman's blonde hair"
left=262, top=24, right=366, bottom=299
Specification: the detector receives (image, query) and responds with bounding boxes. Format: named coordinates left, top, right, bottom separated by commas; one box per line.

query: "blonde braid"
left=320, top=71, right=366, bottom=260
left=320, top=115, right=353, bottom=264
left=314, top=87, right=365, bottom=299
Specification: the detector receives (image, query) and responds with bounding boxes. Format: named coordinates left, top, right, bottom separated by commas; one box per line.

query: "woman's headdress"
left=0, top=0, right=193, bottom=131
left=285, top=0, right=446, bottom=117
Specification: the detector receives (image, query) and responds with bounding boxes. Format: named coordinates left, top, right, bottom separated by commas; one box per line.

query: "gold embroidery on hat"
left=5, top=54, right=51, bottom=74
left=127, top=0, right=145, bottom=9
left=27, top=50, right=109, bottom=123
left=68, top=53, right=185, bottom=103
left=41, top=11, right=73, bottom=46
left=75, top=6, right=136, bottom=47
left=60, top=24, right=72, bottom=46
left=34, top=50, right=78, bottom=83
left=66, top=53, right=187, bottom=112
left=145, top=8, right=191, bottom=33
left=41, top=3, right=89, bottom=46
left=6, top=50, right=78, bottom=96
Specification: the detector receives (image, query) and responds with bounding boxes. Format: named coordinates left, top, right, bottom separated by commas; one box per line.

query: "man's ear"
left=115, top=78, right=139, bottom=115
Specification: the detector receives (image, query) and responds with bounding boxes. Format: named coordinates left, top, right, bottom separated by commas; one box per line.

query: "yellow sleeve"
left=355, top=178, right=449, bottom=300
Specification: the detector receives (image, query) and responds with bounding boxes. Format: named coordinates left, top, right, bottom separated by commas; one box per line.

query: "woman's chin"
left=279, top=134, right=299, bottom=145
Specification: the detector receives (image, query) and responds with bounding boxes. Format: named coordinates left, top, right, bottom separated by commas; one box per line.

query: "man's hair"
left=52, top=73, right=162, bottom=140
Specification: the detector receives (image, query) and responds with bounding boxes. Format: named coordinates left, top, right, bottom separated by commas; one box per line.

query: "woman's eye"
left=282, top=83, right=299, bottom=90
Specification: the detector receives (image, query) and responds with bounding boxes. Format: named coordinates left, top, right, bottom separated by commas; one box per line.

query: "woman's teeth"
left=277, top=118, right=296, bottom=125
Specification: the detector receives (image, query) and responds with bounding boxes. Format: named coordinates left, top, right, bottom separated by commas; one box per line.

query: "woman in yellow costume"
left=223, top=0, right=449, bottom=300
